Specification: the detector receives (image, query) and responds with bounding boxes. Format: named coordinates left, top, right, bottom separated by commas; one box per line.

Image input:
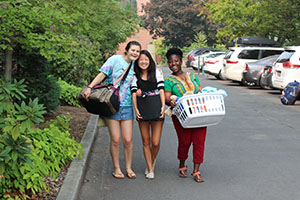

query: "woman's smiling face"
left=126, top=45, right=141, bottom=61
left=138, top=54, right=150, bottom=71
left=168, top=54, right=182, bottom=74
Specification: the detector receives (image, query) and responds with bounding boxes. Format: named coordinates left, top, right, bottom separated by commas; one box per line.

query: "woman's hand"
left=82, top=88, right=91, bottom=101
left=160, top=106, right=165, bottom=118
left=82, top=72, right=107, bottom=101
left=170, top=99, right=177, bottom=108
left=135, top=109, right=143, bottom=120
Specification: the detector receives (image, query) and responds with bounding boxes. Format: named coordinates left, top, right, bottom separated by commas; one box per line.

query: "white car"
left=272, top=46, right=300, bottom=90
left=203, top=54, right=226, bottom=79
left=223, top=47, right=284, bottom=83
left=191, top=51, right=225, bottom=71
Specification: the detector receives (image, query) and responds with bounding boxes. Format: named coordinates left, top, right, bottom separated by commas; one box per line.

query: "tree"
left=203, top=0, right=300, bottom=45
left=0, top=0, right=140, bottom=83
left=141, top=0, right=218, bottom=47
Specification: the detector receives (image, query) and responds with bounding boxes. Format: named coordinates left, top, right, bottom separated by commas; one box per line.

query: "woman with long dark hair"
left=131, top=50, right=165, bottom=179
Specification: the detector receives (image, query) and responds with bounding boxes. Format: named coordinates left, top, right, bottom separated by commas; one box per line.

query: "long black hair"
left=134, top=50, right=157, bottom=83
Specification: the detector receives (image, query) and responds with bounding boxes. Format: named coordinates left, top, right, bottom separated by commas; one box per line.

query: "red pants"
left=172, top=116, right=207, bottom=163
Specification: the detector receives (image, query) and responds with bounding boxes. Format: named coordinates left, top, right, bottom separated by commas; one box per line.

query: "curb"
left=56, top=114, right=99, bottom=200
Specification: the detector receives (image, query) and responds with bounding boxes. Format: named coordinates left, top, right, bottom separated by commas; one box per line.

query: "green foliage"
left=1, top=0, right=141, bottom=85
left=0, top=78, right=83, bottom=198
left=182, top=32, right=227, bottom=54
left=0, top=134, right=32, bottom=199
left=22, top=115, right=83, bottom=192
left=182, top=32, right=209, bottom=53
left=142, top=0, right=217, bottom=47
left=0, top=115, right=83, bottom=199
left=204, top=0, right=300, bottom=45
left=57, top=78, right=82, bottom=107
left=153, top=39, right=172, bottom=65
left=0, top=78, right=45, bottom=140
left=50, top=0, right=142, bottom=85
left=13, top=49, right=61, bottom=112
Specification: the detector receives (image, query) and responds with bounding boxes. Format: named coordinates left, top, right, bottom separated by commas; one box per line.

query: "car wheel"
left=241, top=79, right=254, bottom=86
left=241, top=79, right=248, bottom=86
left=259, top=76, right=266, bottom=89
left=216, top=70, right=225, bottom=80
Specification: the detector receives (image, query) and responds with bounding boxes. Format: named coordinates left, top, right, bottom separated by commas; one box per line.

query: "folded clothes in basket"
left=201, top=86, right=228, bottom=97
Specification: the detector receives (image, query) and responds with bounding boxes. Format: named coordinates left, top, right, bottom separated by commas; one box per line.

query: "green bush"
left=0, top=78, right=83, bottom=199
left=13, top=50, right=61, bottom=112
left=57, top=78, right=82, bottom=107
left=0, top=116, right=83, bottom=199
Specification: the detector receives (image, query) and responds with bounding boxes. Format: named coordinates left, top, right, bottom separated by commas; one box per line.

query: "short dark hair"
left=125, top=41, right=141, bottom=53
left=166, top=48, right=183, bottom=60
left=134, top=50, right=157, bottom=83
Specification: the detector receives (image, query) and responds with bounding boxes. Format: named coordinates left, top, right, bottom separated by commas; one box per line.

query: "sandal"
left=126, top=171, right=136, bottom=179
left=178, top=166, right=187, bottom=178
left=191, top=171, right=204, bottom=183
left=112, top=172, right=125, bottom=179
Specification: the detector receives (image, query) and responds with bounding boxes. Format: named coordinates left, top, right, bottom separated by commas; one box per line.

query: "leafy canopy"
left=203, top=0, right=300, bottom=45
left=142, top=0, right=217, bottom=48
left=0, top=0, right=141, bottom=84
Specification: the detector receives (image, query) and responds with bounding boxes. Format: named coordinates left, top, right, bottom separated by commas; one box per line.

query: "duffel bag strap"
left=113, top=61, right=133, bottom=87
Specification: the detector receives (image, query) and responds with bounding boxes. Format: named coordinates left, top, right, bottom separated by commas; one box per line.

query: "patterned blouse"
left=99, top=55, right=134, bottom=106
left=164, top=72, right=201, bottom=97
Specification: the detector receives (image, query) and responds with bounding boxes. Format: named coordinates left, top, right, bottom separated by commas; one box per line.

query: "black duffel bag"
left=78, top=84, right=120, bottom=116
left=78, top=62, right=132, bottom=116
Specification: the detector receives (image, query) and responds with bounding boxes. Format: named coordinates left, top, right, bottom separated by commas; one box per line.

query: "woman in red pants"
left=164, top=48, right=207, bottom=183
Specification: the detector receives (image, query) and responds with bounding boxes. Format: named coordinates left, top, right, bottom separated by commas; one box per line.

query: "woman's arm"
left=165, top=91, right=176, bottom=108
left=132, top=92, right=142, bottom=120
left=159, top=89, right=165, bottom=118
left=82, top=72, right=107, bottom=100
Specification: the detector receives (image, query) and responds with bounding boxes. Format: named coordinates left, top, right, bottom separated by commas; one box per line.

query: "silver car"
left=260, top=65, right=274, bottom=89
left=242, top=55, right=280, bottom=86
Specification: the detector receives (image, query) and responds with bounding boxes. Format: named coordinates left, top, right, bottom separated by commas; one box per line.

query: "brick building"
left=117, top=0, right=159, bottom=63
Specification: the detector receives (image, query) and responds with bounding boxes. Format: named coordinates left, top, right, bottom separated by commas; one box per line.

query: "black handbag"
left=78, top=62, right=132, bottom=116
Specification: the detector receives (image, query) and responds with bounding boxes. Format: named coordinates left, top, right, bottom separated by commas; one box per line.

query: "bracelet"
left=87, top=86, right=92, bottom=89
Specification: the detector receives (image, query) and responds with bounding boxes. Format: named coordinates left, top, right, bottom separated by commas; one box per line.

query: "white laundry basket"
left=172, top=93, right=225, bottom=128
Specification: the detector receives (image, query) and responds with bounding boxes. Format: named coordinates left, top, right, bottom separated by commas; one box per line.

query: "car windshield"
left=276, top=51, right=295, bottom=63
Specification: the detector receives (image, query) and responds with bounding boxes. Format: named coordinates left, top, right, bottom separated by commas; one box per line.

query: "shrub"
left=0, top=78, right=83, bottom=199
left=57, top=78, right=82, bottom=107
left=13, top=50, right=61, bottom=112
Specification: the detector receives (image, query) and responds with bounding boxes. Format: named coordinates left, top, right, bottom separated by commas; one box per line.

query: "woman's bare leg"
left=120, top=120, right=135, bottom=176
left=138, top=121, right=153, bottom=173
left=105, top=119, right=123, bottom=177
left=150, top=121, right=163, bottom=165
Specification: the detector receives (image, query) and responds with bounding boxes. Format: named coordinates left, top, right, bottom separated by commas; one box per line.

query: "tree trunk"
left=4, top=48, right=13, bottom=80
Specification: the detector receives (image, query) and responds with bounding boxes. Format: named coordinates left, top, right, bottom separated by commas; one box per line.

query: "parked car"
left=203, top=54, right=226, bottom=80
left=186, top=48, right=223, bottom=68
left=191, top=51, right=225, bottom=71
left=223, top=46, right=284, bottom=83
left=272, top=46, right=300, bottom=90
left=260, top=65, right=274, bottom=89
left=242, top=55, right=280, bottom=86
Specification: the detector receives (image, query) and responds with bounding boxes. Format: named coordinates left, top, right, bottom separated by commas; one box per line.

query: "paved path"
left=77, top=66, right=300, bottom=200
